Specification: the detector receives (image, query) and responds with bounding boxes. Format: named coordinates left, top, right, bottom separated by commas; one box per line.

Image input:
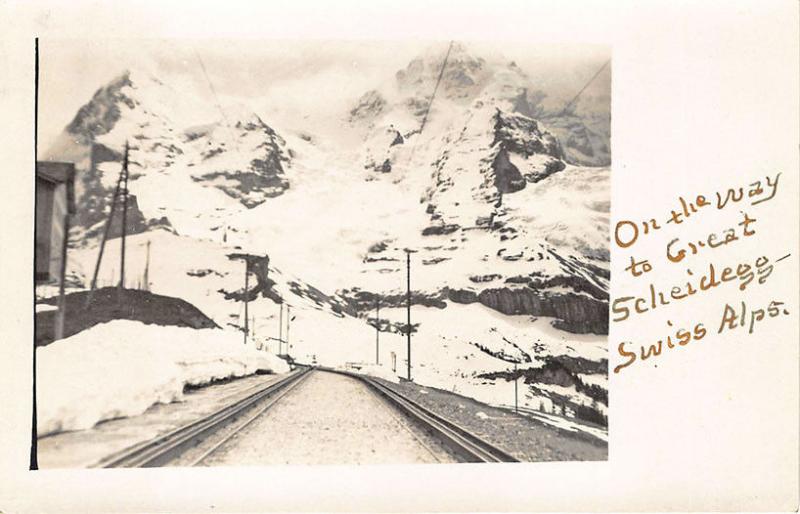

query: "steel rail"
left=322, top=368, right=518, bottom=463
left=92, top=366, right=312, bottom=468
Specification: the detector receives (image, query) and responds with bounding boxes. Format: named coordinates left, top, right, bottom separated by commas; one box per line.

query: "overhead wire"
left=193, top=49, right=242, bottom=154
left=556, top=58, right=610, bottom=117
left=402, top=40, right=454, bottom=174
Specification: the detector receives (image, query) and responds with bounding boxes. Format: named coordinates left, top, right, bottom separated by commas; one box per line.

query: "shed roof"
left=36, top=161, right=76, bottom=214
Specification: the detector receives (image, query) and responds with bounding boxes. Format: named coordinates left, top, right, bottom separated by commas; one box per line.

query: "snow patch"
left=37, top=320, right=290, bottom=435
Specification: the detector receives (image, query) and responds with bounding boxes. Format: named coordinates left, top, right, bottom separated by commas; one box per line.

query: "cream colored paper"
left=0, top=1, right=797, bottom=512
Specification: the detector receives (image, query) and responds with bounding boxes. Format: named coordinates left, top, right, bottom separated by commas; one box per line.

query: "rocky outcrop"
left=221, top=253, right=282, bottom=304
left=446, top=287, right=478, bottom=304
left=193, top=116, right=291, bottom=207
left=422, top=223, right=460, bottom=236
left=66, top=72, right=136, bottom=144
left=524, top=157, right=566, bottom=183
left=79, top=193, right=152, bottom=243
left=338, top=288, right=448, bottom=312
left=491, top=110, right=564, bottom=160
left=349, top=90, right=387, bottom=122
left=491, top=146, right=526, bottom=194
left=477, top=287, right=608, bottom=335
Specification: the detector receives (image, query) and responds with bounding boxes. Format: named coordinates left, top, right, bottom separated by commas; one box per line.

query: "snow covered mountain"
left=343, top=42, right=609, bottom=335
left=350, top=42, right=610, bottom=167
left=44, top=70, right=297, bottom=243
left=41, top=42, right=610, bottom=430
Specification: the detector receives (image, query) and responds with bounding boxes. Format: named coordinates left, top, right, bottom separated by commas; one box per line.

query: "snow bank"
left=37, top=320, right=290, bottom=435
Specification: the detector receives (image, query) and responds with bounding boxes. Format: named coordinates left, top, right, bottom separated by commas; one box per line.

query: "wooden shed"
left=36, top=161, right=76, bottom=283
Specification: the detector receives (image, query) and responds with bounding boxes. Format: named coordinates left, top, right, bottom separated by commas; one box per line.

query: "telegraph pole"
left=286, top=305, right=291, bottom=356
left=88, top=149, right=126, bottom=295
left=54, top=201, right=72, bottom=341
left=142, top=239, right=151, bottom=291
left=405, top=249, right=411, bottom=381
left=119, top=141, right=130, bottom=291
left=514, top=362, right=519, bottom=413
left=375, top=297, right=380, bottom=365
left=243, top=260, right=249, bottom=345
left=278, top=303, right=283, bottom=354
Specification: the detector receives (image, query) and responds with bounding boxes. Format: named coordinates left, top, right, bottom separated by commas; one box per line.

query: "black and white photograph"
left=33, top=38, right=611, bottom=467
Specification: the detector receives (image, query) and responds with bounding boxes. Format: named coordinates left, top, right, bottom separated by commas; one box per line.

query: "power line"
left=193, top=49, right=241, bottom=154
left=419, top=40, right=455, bottom=134
left=557, top=58, right=610, bottom=117
left=194, top=50, right=230, bottom=128
left=403, top=41, right=455, bottom=170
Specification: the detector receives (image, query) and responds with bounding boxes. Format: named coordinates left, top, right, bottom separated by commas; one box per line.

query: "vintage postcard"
left=0, top=1, right=797, bottom=512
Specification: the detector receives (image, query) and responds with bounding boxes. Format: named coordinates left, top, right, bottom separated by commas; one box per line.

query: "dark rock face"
left=477, top=287, right=608, bottom=335
left=288, top=281, right=355, bottom=318
left=491, top=146, right=526, bottom=194
left=367, top=240, right=389, bottom=253
left=422, top=223, right=460, bottom=236
left=195, top=116, right=291, bottom=208
left=198, top=170, right=288, bottom=208
left=80, top=193, right=151, bottom=242
left=524, top=157, right=566, bottom=184
left=446, top=287, right=478, bottom=304
left=35, top=287, right=218, bottom=346
left=469, top=274, right=503, bottom=283
left=67, top=72, right=135, bottom=144
left=548, top=354, right=608, bottom=375
left=491, top=110, right=564, bottom=160
left=389, top=129, right=404, bottom=147
left=338, top=288, right=448, bottom=313
left=221, top=253, right=282, bottom=304
left=478, top=357, right=608, bottom=404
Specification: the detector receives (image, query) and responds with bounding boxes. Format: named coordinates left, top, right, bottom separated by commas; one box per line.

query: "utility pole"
left=278, top=303, right=283, bottom=354
left=119, top=141, right=130, bottom=292
left=405, top=249, right=411, bottom=381
left=88, top=149, right=126, bottom=296
left=54, top=199, right=72, bottom=341
left=286, top=305, right=291, bottom=356
left=514, top=362, right=519, bottom=414
left=142, top=239, right=151, bottom=291
left=243, top=260, right=249, bottom=345
left=375, top=297, right=380, bottom=365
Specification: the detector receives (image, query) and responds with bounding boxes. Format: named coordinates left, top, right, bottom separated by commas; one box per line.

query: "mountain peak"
left=395, top=41, right=495, bottom=101
left=65, top=70, right=136, bottom=144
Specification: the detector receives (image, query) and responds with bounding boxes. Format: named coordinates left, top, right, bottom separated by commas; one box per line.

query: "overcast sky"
left=38, top=39, right=609, bottom=150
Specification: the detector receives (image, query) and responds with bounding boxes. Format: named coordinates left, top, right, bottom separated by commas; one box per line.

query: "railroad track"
left=92, top=366, right=313, bottom=468
left=92, top=366, right=516, bottom=466
left=321, top=368, right=518, bottom=463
